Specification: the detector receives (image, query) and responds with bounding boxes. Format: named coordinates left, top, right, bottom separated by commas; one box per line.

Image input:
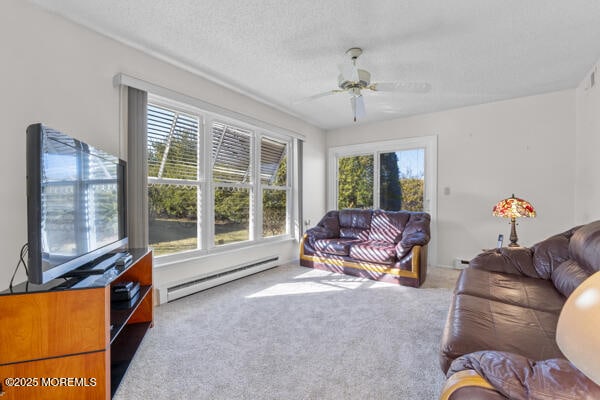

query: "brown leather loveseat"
left=439, top=220, right=600, bottom=399
left=300, top=209, right=430, bottom=287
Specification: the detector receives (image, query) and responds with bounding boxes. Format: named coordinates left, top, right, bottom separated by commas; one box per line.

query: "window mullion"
left=373, top=151, right=380, bottom=209
left=252, top=133, right=260, bottom=240
left=287, top=140, right=292, bottom=236
left=196, top=115, right=204, bottom=252
left=253, top=134, right=264, bottom=239
left=204, top=116, right=214, bottom=251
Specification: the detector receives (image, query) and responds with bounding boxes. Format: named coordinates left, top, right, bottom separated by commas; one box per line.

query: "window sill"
left=152, top=235, right=296, bottom=268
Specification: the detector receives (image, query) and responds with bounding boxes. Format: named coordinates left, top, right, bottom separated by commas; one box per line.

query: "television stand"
left=0, top=249, right=153, bottom=399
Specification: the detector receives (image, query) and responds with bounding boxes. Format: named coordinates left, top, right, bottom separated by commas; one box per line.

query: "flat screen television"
left=26, top=123, right=128, bottom=284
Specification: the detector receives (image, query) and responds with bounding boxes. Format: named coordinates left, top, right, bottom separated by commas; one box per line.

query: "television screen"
left=27, top=124, right=127, bottom=284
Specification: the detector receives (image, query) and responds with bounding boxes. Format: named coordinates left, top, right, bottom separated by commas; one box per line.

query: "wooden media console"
left=0, top=249, right=153, bottom=399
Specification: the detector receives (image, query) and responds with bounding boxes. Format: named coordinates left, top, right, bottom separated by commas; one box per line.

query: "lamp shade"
left=492, top=194, right=536, bottom=219
left=556, top=271, right=600, bottom=385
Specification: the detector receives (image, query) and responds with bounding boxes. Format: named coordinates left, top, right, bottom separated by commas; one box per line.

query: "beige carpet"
left=114, top=264, right=460, bottom=400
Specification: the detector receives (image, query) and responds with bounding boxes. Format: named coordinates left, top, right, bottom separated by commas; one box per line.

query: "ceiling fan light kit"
left=338, top=69, right=371, bottom=90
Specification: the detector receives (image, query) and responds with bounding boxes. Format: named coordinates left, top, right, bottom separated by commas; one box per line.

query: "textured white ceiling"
left=31, top=0, right=600, bottom=130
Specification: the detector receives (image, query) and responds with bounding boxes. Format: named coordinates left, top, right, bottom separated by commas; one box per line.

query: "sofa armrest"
left=304, top=210, right=341, bottom=245
left=440, top=370, right=499, bottom=400
left=446, top=351, right=600, bottom=400
left=305, top=226, right=336, bottom=247
left=469, top=247, right=541, bottom=278
left=396, top=230, right=430, bottom=258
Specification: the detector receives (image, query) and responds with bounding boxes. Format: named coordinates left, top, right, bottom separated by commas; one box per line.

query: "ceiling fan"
left=302, top=47, right=432, bottom=122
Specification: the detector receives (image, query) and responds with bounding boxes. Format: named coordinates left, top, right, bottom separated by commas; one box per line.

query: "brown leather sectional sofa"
left=300, top=209, right=430, bottom=287
left=439, top=220, right=600, bottom=399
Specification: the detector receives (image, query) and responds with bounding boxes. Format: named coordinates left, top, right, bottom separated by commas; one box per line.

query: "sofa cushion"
left=313, top=238, right=359, bottom=256
left=349, top=241, right=396, bottom=264
left=439, top=294, right=563, bottom=373
left=339, top=227, right=370, bottom=240
left=318, top=211, right=340, bottom=236
left=455, top=268, right=565, bottom=313
left=551, top=259, right=591, bottom=298
left=569, top=220, right=600, bottom=274
left=368, top=210, right=403, bottom=243
left=531, top=228, right=575, bottom=279
left=339, top=209, right=372, bottom=230
left=469, top=248, right=539, bottom=278
left=338, top=209, right=372, bottom=240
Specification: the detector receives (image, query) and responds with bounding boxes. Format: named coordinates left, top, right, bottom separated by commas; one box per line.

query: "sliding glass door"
left=328, top=136, right=437, bottom=263
left=334, top=147, right=426, bottom=212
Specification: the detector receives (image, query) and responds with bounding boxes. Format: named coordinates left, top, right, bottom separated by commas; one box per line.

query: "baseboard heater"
left=165, top=256, right=279, bottom=302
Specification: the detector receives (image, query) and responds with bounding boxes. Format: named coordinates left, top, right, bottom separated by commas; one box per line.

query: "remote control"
left=115, top=253, right=133, bottom=266
left=497, top=234, right=504, bottom=249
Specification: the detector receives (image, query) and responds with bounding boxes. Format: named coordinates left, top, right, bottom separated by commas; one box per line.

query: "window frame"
left=147, top=95, right=294, bottom=265
left=258, top=134, right=292, bottom=239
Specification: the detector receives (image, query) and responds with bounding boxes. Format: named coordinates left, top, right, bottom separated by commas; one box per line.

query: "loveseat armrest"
left=445, top=351, right=600, bottom=400
left=469, top=247, right=541, bottom=278
left=396, top=213, right=431, bottom=258
left=305, top=211, right=340, bottom=246
left=304, top=226, right=336, bottom=249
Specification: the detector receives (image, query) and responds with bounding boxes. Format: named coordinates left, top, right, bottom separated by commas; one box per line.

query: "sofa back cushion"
left=551, top=260, right=591, bottom=298
left=569, top=220, right=600, bottom=274
left=339, top=209, right=372, bottom=239
left=368, top=210, right=408, bottom=243
left=317, top=210, right=341, bottom=236
left=530, top=228, right=577, bottom=279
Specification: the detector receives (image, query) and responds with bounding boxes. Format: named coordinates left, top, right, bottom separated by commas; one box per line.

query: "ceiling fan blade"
left=350, top=95, right=366, bottom=122
left=293, top=89, right=343, bottom=104
left=369, top=81, right=432, bottom=93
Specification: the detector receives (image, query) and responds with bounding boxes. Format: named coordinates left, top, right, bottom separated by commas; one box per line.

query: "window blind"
left=147, top=104, right=199, bottom=180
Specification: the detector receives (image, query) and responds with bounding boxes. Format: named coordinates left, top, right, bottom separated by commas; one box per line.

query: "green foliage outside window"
left=379, top=152, right=403, bottom=211
left=337, top=155, right=374, bottom=209
left=262, top=156, right=287, bottom=236
left=337, top=152, right=424, bottom=212
left=214, top=187, right=249, bottom=224
left=400, top=178, right=424, bottom=211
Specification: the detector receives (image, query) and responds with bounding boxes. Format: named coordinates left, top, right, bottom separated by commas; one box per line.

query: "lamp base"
left=508, top=217, right=519, bottom=247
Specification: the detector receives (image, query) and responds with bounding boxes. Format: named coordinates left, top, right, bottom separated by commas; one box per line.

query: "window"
left=333, top=147, right=426, bottom=212
left=261, top=137, right=289, bottom=237
left=147, top=105, right=201, bottom=256
left=212, top=122, right=253, bottom=246
left=147, top=100, right=292, bottom=258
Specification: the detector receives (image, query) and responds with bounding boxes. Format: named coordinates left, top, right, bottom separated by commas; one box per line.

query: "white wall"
left=0, top=0, right=326, bottom=291
left=327, top=90, right=577, bottom=267
left=575, top=59, right=600, bottom=224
